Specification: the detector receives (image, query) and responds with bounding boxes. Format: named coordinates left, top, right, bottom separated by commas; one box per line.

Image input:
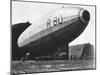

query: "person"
left=21, top=53, right=30, bottom=63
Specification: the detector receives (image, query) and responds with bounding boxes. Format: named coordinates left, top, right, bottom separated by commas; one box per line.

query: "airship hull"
left=12, top=7, right=90, bottom=60
left=19, top=17, right=88, bottom=59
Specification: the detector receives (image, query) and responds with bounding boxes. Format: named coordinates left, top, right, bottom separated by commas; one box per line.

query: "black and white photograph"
left=11, top=0, right=96, bottom=74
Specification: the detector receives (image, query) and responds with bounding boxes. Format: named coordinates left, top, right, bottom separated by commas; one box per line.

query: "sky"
left=12, top=1, right=95, bottom=46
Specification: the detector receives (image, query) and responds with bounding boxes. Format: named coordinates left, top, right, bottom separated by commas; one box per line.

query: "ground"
left=11, top=59, right=95, bottom=75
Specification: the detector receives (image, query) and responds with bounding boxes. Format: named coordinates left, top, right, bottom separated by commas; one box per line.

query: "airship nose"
left=80, top=10, right=90, bottom=23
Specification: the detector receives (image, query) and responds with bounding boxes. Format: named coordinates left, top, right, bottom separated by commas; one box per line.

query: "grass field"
left=11, top=59, right=95, bottom=74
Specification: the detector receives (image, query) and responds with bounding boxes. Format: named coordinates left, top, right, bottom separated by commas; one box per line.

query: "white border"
left=0, top=0, right=100, bottom=75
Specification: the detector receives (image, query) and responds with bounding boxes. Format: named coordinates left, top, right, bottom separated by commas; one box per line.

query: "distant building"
left=69, top=43, right=94, bottom=60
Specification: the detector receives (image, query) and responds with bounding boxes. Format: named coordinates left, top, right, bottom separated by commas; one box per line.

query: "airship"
left=12, top=7, right=90, bottom=60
